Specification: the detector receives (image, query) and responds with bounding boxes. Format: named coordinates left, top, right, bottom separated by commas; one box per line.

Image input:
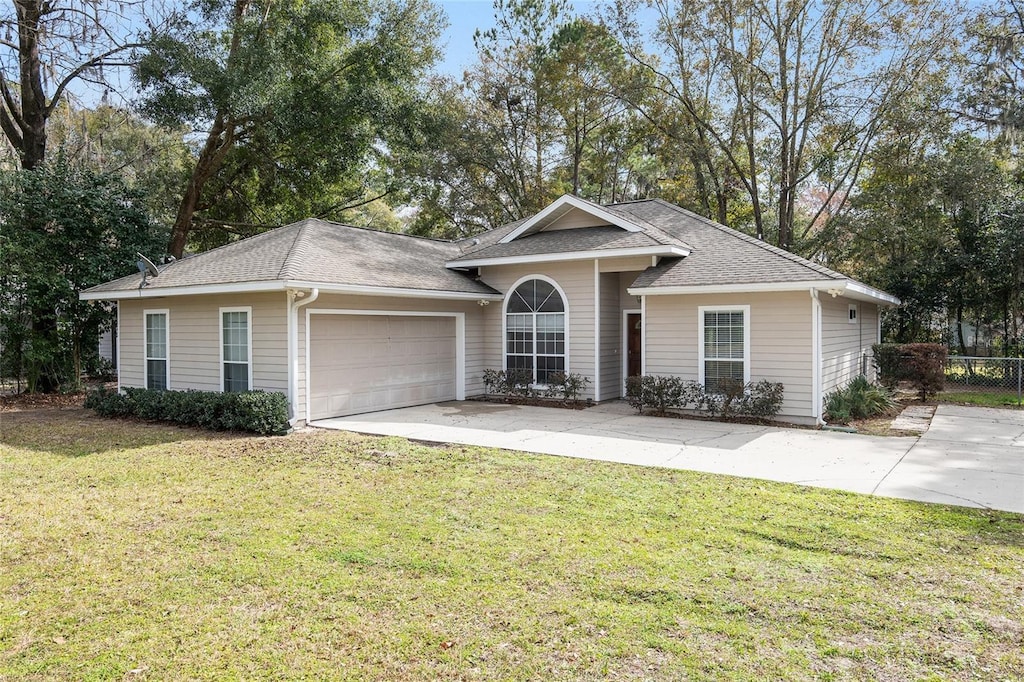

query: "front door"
left=627, top=313, right=642, bottom=378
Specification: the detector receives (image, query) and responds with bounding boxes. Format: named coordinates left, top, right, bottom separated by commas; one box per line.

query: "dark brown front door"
left=627, top=313, right=642, bottom=378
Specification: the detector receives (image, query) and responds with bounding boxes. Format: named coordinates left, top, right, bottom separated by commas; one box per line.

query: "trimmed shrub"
left=85, top=387, right=290, bottom=435
left=824, top=375, right=897, bottom=424
left=83, top=386, right=133, bottom=417
left=482, top=368, right=534, bottom=399
left=626, top=375, right=784, bottom=420
left=737, top=380, right=786, bottom=419
left=872, top=342, right=946, bottom=401
left=484, top=369, right=590, bottom=403
left=543, top=372, right=591, bottom=402
left=626, top=375, right=693, bottom=414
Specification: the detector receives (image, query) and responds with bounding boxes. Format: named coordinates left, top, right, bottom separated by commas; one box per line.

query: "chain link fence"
left=944, top=356, right=1024, bottom=405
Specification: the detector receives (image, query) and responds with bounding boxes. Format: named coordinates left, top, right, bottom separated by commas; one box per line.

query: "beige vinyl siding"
left=118, top=301, right=144, bottom=389
left=478, top=261, right=596, bottom=400
left=296, top=294, right=487, bottom=415
left=821, top=296, right=880, bottom=395
left=118, top=293, right=288, bottom=394
left=644, top=291, right=814, bottom=418
left=618, top=272, right=640, bottom=310
left=599, top=271, right=622, bottom=399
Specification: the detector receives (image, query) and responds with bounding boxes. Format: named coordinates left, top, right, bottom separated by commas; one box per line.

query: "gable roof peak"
left=497, top=194, right=647, bottom=244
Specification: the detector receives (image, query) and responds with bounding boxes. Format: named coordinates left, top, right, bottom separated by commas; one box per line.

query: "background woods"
left=1, top=0, right=1022, bottom=390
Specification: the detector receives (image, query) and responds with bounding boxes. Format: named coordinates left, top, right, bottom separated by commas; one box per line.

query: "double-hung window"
left=144, top=310, right=169, bottom=390
left=505, top=278, right=566, bottom=384
left=699, top=306, right=749, bottom=394
left=221, top=307, right=252, bottom=392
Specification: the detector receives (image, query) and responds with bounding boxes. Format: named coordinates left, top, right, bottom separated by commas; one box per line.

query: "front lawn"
left=1, top=408, right=1022, bottom=680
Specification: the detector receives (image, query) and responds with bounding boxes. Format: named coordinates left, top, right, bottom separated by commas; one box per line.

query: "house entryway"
left=307, top=313, right=458, bottom=420
left=623, top=310, right=642, bottom=392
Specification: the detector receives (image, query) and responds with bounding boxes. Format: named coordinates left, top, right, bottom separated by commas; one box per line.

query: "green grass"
left=2, top=408, right=1022, bottom=680
left=936, top=390, right=1023, bottom=407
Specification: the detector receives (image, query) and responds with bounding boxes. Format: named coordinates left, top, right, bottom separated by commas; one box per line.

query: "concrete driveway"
left=312, top=401, right=1024, bottom=514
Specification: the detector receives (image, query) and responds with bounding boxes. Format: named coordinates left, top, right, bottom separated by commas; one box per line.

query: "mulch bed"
left=0, top=391, right=87, bottom=411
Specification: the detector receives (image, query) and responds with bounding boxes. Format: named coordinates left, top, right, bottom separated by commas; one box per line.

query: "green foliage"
left=47, top=104, right=193, bottom=228
left=873, top=344, right=905, bottom=388
left=903, top=343, right=947, bottom=401
left=85, top=387, right=290, bottom=435
left=737, top=380, right=787, bottom=419
left=824, top=376, right=898, bottom=425
left=625, top=375, right=783, bottom=420
left=0, top=162, right=165, bottom=392
left=542, top=372, right=590, bottom=402
left=872, top=343, right=946, bottom=401
left=482, top=369, right=589, bottom=403
left=482, top=369, right=533, bottom=399
left=135, top=0, right=444, bottom=253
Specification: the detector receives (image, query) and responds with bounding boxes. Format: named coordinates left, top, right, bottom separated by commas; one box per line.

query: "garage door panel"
left=309, top=314, right=457, bottom=420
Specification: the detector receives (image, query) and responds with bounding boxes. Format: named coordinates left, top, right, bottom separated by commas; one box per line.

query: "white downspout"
left=287, top=288, right=319, bottom=426
left=811, top=289, right=825, bottom=426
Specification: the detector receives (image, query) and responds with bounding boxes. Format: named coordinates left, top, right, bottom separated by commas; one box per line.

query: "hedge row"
left=625, top=375, right=784, bottom=419
left=873, top=343, right=946, bottom=400
left=85, top=387, right=290, bottom=435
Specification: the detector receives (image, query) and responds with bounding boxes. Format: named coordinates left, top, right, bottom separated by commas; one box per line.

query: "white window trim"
left=304, top=309, right=466, bottom=424
left=143, top=308, right=170, bottom=391
left=502, top=274, right=570, bottom=387
left=219, top=306, right=253, bottom=392
left=697, top=305, right=751, bottom=390
left=848, top=303, right=858, bottom=323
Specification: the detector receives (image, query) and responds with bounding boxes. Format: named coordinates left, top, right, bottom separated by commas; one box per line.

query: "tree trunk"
left=166, top=114, right=237, bottom=258
left=13, top=0, right=47, bottom=169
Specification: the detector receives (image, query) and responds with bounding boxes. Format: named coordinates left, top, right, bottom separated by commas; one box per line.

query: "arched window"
left=505, top=278, right=566, bottom=384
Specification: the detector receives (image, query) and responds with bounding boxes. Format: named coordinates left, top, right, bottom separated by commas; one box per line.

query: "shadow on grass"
left=0, top=406, right=231, bottom=457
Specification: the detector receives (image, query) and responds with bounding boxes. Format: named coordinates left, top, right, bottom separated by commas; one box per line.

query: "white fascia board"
left=497, top=194, right=644, bottom=244
left=629, top=278, right=901, bottom=306
left=79, top=280, right=286, bottom=300
left=447, top=245, right=689, bottom=269
left=628, top=280, right=841, bottom=297
left=80, top=279, right=503, bottom=302
left=843, top=281, right=901, bottom=306
left=283, top=281, right=503, bottom=301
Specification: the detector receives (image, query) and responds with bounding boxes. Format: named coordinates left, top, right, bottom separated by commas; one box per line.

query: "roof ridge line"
left=311, top=217, right=458, bottom=244
left=603, top=203, right=687, bottom=249
left=277, top=220, right=312, bottom=280
left=648, top=199, right=846, bottom=281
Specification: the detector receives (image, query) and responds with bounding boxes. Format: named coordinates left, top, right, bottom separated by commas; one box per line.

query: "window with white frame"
left=699, top=306, right=749, bottom=394
left=144, top=310, right=168, bottom=390
left=505, top=278, right=566, bottom=384
left=221, top=308, right=251, bottom=392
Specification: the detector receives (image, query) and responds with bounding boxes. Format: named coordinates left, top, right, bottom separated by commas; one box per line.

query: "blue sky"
left=436, top=0, right=604, bottom=76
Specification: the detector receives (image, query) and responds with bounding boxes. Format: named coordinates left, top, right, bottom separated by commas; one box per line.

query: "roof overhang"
left=628, top=279, right=901, bottom=306
left=447, top=245, right=689, bottom=269
left=79, top=280, right=504, bottom=302
left=497, top=194, right=646, bottom=244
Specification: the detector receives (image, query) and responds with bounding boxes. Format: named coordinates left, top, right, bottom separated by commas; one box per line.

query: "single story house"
left=80, top=195, right=898, bottom=425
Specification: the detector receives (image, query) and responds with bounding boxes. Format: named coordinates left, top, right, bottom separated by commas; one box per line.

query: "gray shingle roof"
left=448, top=198, right=855, bottom=288
left=613, top=200, right=850, bottom=288
left=83, top=198, right=883, bottom=300
left=82, top=219, right=499, bottom=296
left=448, top=225, right=664, bottom=262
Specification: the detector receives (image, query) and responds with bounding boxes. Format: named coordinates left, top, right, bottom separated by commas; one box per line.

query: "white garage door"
left=309, top=314, right=457, bottom=420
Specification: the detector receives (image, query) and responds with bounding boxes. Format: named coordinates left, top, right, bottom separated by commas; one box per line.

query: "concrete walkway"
left=312, top=401, right=1024, bottom=514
